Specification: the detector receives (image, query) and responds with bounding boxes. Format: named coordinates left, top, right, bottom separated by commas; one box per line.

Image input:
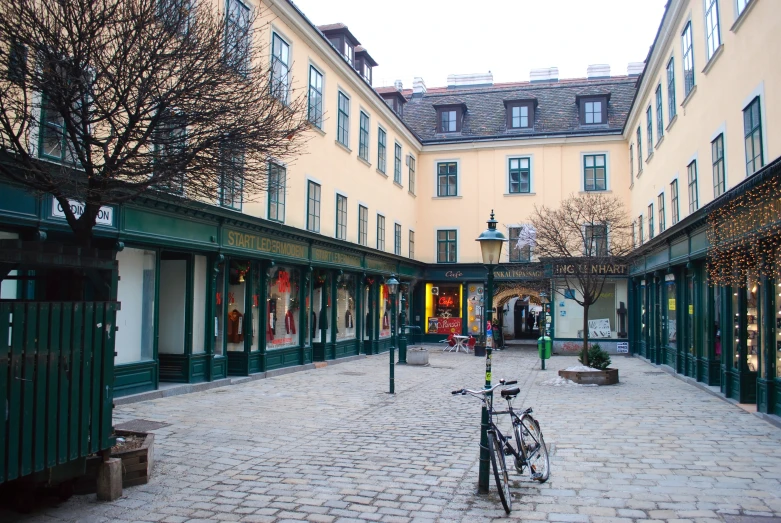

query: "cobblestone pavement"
left=4, top=347, right=781, bottom=523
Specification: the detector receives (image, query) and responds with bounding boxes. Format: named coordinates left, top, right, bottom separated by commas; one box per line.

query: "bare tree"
left=0, top=0, right=310, bottom=245
left=525, top=193, right=634, bottom=365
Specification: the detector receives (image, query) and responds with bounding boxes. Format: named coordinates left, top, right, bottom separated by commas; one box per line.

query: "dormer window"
left=344, top=41, right=354, bottom=65
left=379, top=91, right=406, bottom=117
left=503, top=99, right=536, bottom=130
left=354, top=46, right=377, bottom=85
left=576, top=94, right=609, bottom=125
left=434, top=103, right=466, bottom=133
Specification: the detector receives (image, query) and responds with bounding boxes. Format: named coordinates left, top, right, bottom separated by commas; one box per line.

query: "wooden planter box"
left=558, top=368, right=619, bottom=385
left=113, top=430, right=155, bottom=487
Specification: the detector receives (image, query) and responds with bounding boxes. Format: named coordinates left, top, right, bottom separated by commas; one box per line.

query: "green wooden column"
left=757, top=275, right=773, bottom=413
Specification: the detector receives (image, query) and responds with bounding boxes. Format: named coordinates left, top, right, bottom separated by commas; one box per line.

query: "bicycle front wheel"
left=518, top=415, right=550, bottom=482
left=488, top=431, right=512, bottom=514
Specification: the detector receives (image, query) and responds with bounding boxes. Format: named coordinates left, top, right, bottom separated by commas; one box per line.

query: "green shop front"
left=0, top=185, right=424, bottom=398
left=629, top=157, right=781, bottom=416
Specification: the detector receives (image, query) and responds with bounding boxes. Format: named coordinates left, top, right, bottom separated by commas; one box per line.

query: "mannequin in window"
left=268, top=297, right=277, bottom=336
left=228, top=309, right=244, bottom=343
left=285, top=309, right=296, bottom=334
left=382, top=308, right=389, bottom=330
left=345, top=309, right=353, bottom=329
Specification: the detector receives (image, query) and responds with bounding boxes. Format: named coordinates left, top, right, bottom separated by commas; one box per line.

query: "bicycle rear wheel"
left=488, top=431, right=512, bottom=514
left=518, top=415, right=550, bottom=482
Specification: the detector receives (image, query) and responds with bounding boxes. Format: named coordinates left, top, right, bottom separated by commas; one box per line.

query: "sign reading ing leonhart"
left=51, top=198, right=115, bottom=227
left=553, top=263, right=627, bottom=276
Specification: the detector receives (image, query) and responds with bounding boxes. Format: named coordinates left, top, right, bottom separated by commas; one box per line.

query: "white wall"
left=158, top=260, right=186, bottom=355
left=116, top=248, right=155, bottom=364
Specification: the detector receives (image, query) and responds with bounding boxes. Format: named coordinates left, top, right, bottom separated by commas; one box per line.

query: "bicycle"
left=452, top=379, right=550, bottom=514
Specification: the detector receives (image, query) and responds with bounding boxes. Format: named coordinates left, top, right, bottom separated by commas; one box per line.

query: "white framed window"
left=705, top=0, right=721, bottom=60
left=507, top=157, right=532, bottom=194
left=271, top=32, right=290, bottom=103
left=582, top=152, right=609, bottom=191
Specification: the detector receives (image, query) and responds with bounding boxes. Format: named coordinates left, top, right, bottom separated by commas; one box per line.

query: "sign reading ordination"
left=224, top=229, right=307, bottom=260
left=51, top=198, right=115, bottom=227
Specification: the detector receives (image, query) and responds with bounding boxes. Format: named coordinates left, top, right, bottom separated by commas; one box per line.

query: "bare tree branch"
left=525, top=193, right=634, bottom=364
left=0, top=0, right=311, bottom=244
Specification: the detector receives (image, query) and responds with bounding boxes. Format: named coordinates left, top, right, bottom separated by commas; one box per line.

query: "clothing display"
left=382, top=310, right=389, bottom=329
left=319, top=306, right=329, bottom=330
left=285, top=309, right=296, bottom=334
left=311, top=310, right=317, bottom=337
left=345, top=310, right=353, bottom=329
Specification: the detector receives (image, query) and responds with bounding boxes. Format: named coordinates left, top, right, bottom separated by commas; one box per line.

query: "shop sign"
left=312, top=247, right=361, bottom=268
left=425, top=267, right=486, bottom=280
left=668, top=299, right=676, bottom=311
left=494, top=267, right=545, bottom=280
left=366, top=257, right=396, bottom=273
left=588, top=318, right=611, bottom=338
left=51, top=198, right=114, bottom=227
left=553, top=263, right=627, bottom=276
left=427, top=317, right=462, bottom=334
left=616, top=342, right=629, bottom=353
left=224, top=229, right=307, bottom=260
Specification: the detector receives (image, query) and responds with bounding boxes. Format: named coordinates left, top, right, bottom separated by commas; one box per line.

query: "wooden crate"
left=113, top=430, right=154, bottom=487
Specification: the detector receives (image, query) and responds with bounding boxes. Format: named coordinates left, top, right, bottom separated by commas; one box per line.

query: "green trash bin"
left=537, top=335, right=552, bottom=369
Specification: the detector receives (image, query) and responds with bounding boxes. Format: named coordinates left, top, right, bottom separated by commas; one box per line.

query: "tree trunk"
left=582, top=302, right=590, bottom=366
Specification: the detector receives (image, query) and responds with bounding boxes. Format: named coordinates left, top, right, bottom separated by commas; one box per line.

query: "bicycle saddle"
left=501, top=387, right=520, bottom=397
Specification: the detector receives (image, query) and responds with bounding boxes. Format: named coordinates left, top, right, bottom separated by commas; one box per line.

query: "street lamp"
left=386, top=274, right=399, bottom=394
left=474, top=210, right=507, bottom=494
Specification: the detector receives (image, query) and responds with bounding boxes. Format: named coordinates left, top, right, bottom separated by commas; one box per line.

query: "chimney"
left=394, top=79, right=403, bottom=91
left=587, top=64, right=611, bottom=79
left=627, top=62, right=645, bottom=77
left=412, top=77, right=427, bottom=97
left=530, top=67, right=559, bottom=83
left=446, top=72, right=494, bottom=89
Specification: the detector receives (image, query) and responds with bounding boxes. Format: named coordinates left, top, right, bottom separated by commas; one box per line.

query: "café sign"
left=51, top=198, right=114, bottom=227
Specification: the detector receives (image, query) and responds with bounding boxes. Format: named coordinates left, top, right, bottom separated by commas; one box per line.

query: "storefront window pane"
left=425, top=283, right=462, bottom=335
left=313, top=271, right=329, bottom=343
left=266, top=266, right=301, bottom=349
left=640, top=282, right=647, bottom=353
left=214, top=263, right=225, bottom=356
left=192, top=255, right=207, bottom=354
left=159, top=259, right=187, bottom=355
left=747, top=279, right=759, bottom=373
left=116, top=248, right=156, bottom=364
left=226, top=260, right=249, bottom=352
left=666, top=280, right=677, bottom=346
left=379, top=283, right=391, bottom=339
left=0, top=270, right=17, bottom=299
left=304, top=275, right=312, bottom=348
left=336, top=274, right=357, bottom=341
left=713, top=285, right=721, bottom=362
left=687, top=277, right=695, bottom=355
left=466, top=284, right=484, bottom=336
left=251, top=265, right=261, bottom=351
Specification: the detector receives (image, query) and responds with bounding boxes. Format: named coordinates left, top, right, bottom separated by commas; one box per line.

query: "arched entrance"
left=493, top=283, right=548, bottom=341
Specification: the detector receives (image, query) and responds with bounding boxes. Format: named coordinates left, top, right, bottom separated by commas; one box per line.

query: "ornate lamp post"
left=475, top=210, right=507, bottom=494
left=386, top=274, right=399, bottom=394
left=398, top=288, right=408, bottom=365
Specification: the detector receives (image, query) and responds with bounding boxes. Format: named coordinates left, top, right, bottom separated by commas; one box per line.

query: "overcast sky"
left=290, top=0, right=668, bottom=89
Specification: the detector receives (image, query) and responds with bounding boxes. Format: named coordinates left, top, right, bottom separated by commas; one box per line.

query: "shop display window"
left=226, top=259, right=249, bottom=352
left=336, top=274, right=357, bottom=341
left=554, top=282, right=625, bottom=339
left=466, top=284, right=484, bottom=335
left=158, top=258, right=187, bottom=355
left=379, top=282, right=391, bottom=339
left=193, top=255, right=207, bottom=354
left=713, top=286, right=721, bottom=361
left=251, top=265, right=261, bottom=351
left=214, top=263, right=225, bottom=356
left=425, top=283, right=462, bottom=335
left=732, top=289, right=740, bottom=370
left=746, top=279, right=760, bottom=373
left=266, top=266, right=301, bottom=349
left=776, top=280, right=781, bottom=378
left=312, top=271, right=330, bottom=343
left=666, top=279, right=676, bottom=346
left=640, top=282, right=647, bottom=349
left=115, top=248, right=156, bottom=364
left=363, top=283, right=371, bottom=341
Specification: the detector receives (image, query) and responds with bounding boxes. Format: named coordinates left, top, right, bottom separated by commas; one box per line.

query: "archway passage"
left=493, top=282, right=550, bottom=342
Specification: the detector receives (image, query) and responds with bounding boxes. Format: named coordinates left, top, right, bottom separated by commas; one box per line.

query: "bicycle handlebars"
left=451, top=379, right=518, bottom=396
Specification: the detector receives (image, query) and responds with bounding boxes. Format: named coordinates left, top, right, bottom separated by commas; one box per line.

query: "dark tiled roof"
left=392, top=77, right=637, bottom=143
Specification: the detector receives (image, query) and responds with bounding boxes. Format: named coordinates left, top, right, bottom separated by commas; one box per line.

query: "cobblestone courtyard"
left=4, top=348, right=781, bottom=523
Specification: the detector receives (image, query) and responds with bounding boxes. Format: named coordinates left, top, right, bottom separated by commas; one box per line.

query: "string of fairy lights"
left=707, top=175, right=781, bottom=288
